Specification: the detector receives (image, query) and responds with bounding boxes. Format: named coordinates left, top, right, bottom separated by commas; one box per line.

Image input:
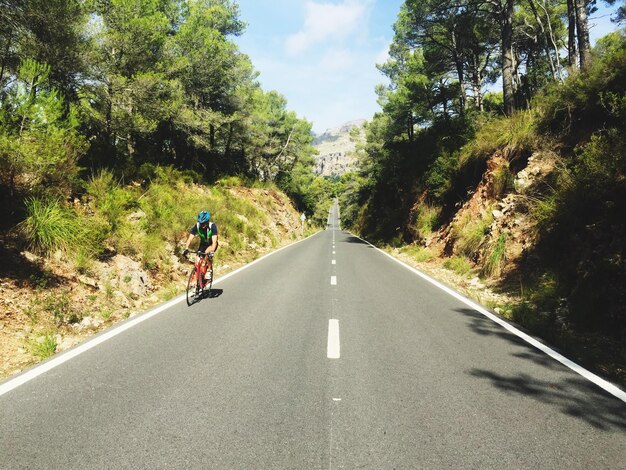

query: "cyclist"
left=182, top=210, right=218, bottom=283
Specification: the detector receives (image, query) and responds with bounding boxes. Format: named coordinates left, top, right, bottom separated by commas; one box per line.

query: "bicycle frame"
left=194, top=253, right=208, bottom=287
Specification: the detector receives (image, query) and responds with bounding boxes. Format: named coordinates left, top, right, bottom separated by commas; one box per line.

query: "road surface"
left=1, top=202, right=625, bottom=468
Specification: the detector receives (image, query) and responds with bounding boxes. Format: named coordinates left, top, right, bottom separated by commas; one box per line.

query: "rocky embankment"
left=0, top=186, right=303, bottom=381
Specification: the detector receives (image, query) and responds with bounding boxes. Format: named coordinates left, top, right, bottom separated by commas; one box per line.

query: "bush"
left=400, top=244, right=434, bottom=262
left=443, top=256, right=473, bottom=275
left=492, top=165, right=515, bottom=198
left=20, top=198, right=82, bottom=254
left=453, top=212, right=493, bottom=258
left=461, top=111, right=539, bottom=164
left=413, top=204, right=441, bottom=240
left=482, top=233, right=507, bottom=277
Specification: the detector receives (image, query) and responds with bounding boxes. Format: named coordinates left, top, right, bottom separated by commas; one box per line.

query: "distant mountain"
left=313, top=119, right=366, bottom=177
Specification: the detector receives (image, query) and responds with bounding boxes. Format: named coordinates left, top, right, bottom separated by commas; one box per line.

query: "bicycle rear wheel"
left=186, top=267, right=199, bottom=306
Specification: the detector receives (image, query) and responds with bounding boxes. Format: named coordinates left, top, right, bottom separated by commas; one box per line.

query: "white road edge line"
left=327, top=319, right=340, bottom=359
left=349, top=233, right=626, bottom=404
left=0, top=231, right=325, bottom=397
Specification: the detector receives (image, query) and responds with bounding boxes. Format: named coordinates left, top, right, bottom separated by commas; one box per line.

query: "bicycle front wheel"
left=186, top=266, right=198, bottom=306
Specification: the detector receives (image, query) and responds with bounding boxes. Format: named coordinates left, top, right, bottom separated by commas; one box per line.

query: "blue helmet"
left=197, top=211, right=210, bottom=223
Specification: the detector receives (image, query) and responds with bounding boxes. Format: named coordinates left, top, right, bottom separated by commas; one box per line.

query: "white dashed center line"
left=327, top=320, right=340, bottom=359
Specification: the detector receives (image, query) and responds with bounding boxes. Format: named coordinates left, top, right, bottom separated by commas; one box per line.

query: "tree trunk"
left=0, top=29, right=12, bottom=92
left=574, top=0, right=591, bottom=69
left=451, top=26, right=466, bottom=117
left=471, top=59, right=483, bottom=111
left=567, top=0, right=578, bottom=68
left=538, top=0, right=563, bottom=80
left=106, top=81, right=113, bottom=146
left=501, top=0, right=515, bottom=116
left=224, top=122, right=233, bottom=160
left=527, top=0, right=557, bottom=80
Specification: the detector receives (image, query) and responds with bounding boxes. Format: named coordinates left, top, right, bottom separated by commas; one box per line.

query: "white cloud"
left=320, top=49, right=354, bottom=71
left=374, top=39, right=390, bottom=65
left=285, top=0, right=372, bottom=55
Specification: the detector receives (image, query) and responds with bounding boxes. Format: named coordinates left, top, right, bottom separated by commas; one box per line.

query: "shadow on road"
left=469, top=369, right=626, bottom=431
left=204, top=289, right=223, bottom=299
left=341, top=236, right=372, bottom=246
left=454, top=307, right=626, bottom=431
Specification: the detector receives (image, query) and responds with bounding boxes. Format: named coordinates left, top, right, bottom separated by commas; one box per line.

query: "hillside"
left=0, top=180, right=307, bottom=381
left=313, top=119, right=366, bottom=177
left=341, top=33, right=626, bottom=387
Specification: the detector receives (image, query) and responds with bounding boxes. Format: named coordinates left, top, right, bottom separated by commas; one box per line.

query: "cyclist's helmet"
left=197, top=211, right=211, bottom=224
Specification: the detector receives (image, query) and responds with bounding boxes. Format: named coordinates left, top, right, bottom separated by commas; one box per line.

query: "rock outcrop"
left=313, top=119, right=366, bottom=177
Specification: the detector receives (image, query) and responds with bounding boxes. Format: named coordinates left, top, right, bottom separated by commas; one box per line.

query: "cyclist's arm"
left=205, top=234, right=218, bottom=255
left=183, top=233, right=195, bottom=251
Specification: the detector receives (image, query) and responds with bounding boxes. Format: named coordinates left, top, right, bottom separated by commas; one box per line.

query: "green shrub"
left=20, top=198, right=82, bottom=254
left=443, top=256, right=473, bottom=275
left=400, top=245, right=434, bottom=262
left=454, top=212, right=493, bottom=258
left=482, top=233, right=507, bottom=277
left=424, top=151, right=459, bottom=201
left=86, top=171, right=138, bottom=231
left=492, top=165, right=515, bottom=198
left=414, top=204, right=441, bottom=239
left=461, top=111, right=539, bottom=164
left=29, top=332, right=57, bottom=359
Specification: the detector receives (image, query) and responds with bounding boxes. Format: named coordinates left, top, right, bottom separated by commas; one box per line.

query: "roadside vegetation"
left=0, top=1, right=332, bottom=378
left=338, top=0, right=626, bottom=387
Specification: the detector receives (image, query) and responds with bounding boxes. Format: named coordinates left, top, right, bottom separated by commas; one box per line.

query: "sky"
left=233, top=0, right=623, bottom=135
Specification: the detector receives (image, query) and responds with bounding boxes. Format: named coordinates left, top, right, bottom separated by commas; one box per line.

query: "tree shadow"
left=469, top=369, right=626, bottom=431
left=453, top=308, right=626, bottom=431
left=341, top=236, right=372, bottom=246
left=455, top=307, right=532, bottom=349
left=0, top=243, right=65, bottom=288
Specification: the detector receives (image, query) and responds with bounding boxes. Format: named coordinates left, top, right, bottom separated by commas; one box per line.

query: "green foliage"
left=28, top=333, right=58, bottom=360
left=519, top=35, right=626, bottom=339
left=0, top=60, right=87, bottom=198
left=400, top=245, right=435, bottom=263
left=492, top=165, right=515, bottom=198
left=443, top=256, right=473, bottom=276
left=42, top=293, right=81, bottom=326
left=424, top=151, right=460, bottom=202
left=461, top=111, right=539, bottom=164
left=482, top=233, right=507, bottom=277
left=537, top=32, right=626, bottom=142
left=85, top=170, right=139, bottom=231
left=453, top=212, right=493, bottom=258
left=20, top=198, right=83, bottom=254
left=413, top=204, right=441, bottom=240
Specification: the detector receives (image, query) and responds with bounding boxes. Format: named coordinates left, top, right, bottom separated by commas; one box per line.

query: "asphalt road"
left=1, top=202, right=625, bottom=469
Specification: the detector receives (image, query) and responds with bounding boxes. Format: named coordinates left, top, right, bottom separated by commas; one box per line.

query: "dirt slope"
left=0, top=186, right=304, bottom=381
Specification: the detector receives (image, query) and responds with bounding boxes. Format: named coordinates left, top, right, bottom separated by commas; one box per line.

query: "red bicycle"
left=186, top=251, right=213, bottom=305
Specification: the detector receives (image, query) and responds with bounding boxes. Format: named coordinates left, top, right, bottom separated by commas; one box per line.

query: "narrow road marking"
left=327, top=319, right=340, bottom=359
left=332, top=260, right=336, bottom=265
left=330, top=276, right=337, bottom=285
